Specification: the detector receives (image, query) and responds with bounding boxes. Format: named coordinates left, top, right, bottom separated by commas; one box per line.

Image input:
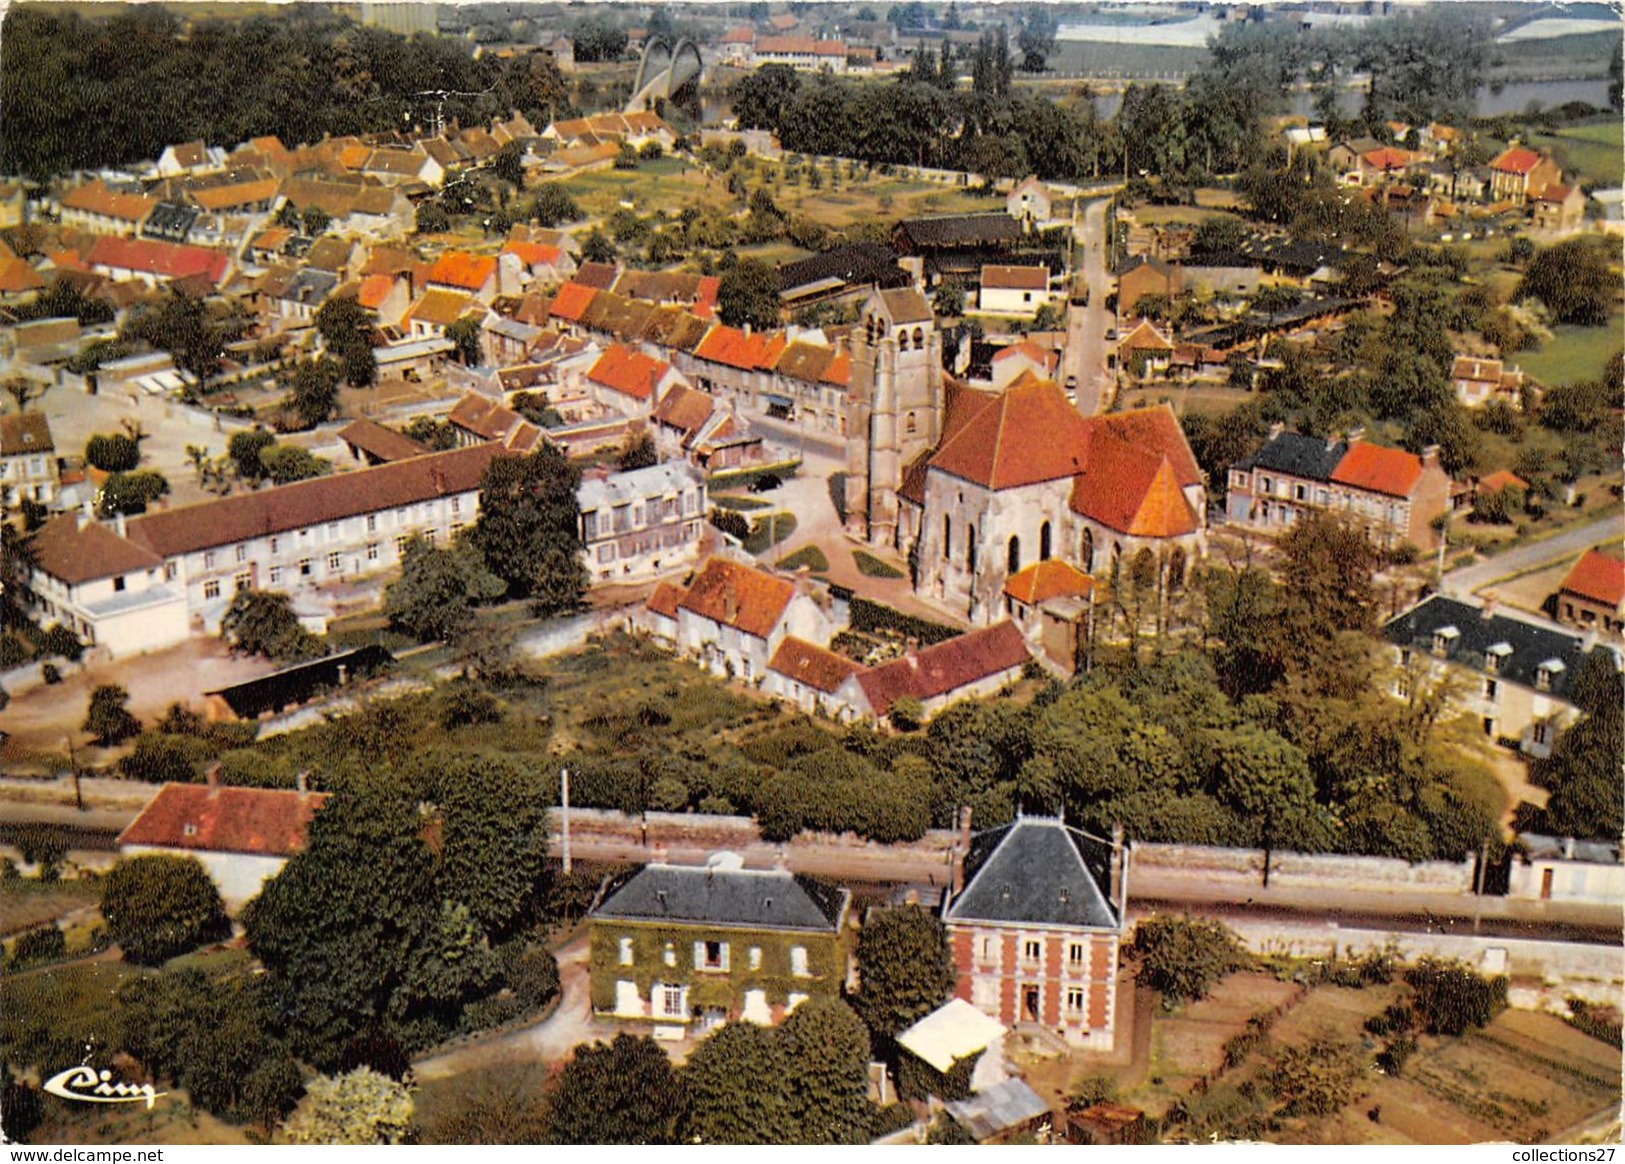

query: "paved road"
left=1065, top=197, right=1116, bottom=417
left=1440, top=513, right=1624, bottom=598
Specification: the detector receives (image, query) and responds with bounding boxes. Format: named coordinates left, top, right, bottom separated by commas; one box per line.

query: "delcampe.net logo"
left=42, top=1067, right=166, bottom=1109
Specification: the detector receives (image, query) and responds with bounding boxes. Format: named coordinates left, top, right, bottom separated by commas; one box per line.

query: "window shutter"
left=694, top=941, right=705, bottom=969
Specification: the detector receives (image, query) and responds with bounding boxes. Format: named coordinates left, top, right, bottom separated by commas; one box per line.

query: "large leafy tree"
left=422, top=755, right=549, bottom=941
left=780, top=997, right=875, bottom=1144
left=314, top=295, right=378, bottom=388
left=284, top=356, right=343, bottom=429
left=546, top=1034, right=685, bottom=1144
left=852, top=904, right=957, bottom=1039
left=282, top=1067, right=415, bottom=1145
left=680, top=1021, right=798, bottom=1144
left=1132, top=914, right=1249, bottom=1006
left=245, top=786, right=442, bottom=1065
left=716, top=257, right=781, bottom=332
left=1517, top=238, right=1614, bottom=327
left=1530, top=649, right=1624, bottom=842
left=468, top=447, right=585, bottom=613
left=1276, top=511, right=1378, bottom=638
left=383, top=535, right=507, bottom=643
left=84, top=683, right=141, bottom=746
left=1, top=522, right=38, bottom=632
left=220, top=590, right=323, bottom=662
left=101, top=855, right=229, bottom=965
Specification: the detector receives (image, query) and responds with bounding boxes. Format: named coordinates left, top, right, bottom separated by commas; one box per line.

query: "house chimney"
left=1480, top=593, right=1497, bottom=620
left=1420, top=444, right=1440, bottom=469
left=1326, top=430, right=1341, bottom=451
left=1562, top=836, right=1575, bottom=860
left=204, top=761, right=220, bottom=787
left=949, top=806, right=973, bottom=898
left=1345, top=426, right=1366, bottom=445
left=296, top=769, right=308, bottom=795
left=1267, top=421, right=1285, bottom=440
left=1109, top=825, right=1126, bottom=914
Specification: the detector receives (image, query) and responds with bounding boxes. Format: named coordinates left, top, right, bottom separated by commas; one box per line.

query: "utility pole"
left=560, top=767, right=572, bottom=875
left=67, top=736, right=82, bottom=811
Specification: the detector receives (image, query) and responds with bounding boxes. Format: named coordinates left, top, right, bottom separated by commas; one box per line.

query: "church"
left=841, top=287, right=1207, bottom=628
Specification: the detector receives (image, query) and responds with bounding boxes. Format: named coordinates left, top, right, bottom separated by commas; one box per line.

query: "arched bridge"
left=626, top=37, right=703, bottom=113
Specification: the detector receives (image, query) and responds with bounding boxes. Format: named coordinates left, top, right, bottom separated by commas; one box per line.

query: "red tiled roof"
left=1003, top=559, right=1093, bottom=606
left=356, top=273, right=397, bottom=310
left=191, top=178, right=280, bottom=211
left=756, top=35, right=845, bottom=55
left=1533, top=184, right=1575, bottom=203
left=118, top=783, right=328, bottom=857
left=981, top=264, right=1048, bottom=290
left=1477, top=469, right=1528, bottom=494
left=549, top=281, right=598, bottom=322
left=426, top=251, right=497, bottom=292
left=694, top=324, right=773, bottom=371
left=336, top=418, right=428, bottom=463
left=769, top=636, right=863, bottom=694
left=60, top=181, right=156, bottom=223
left=693, top=275, right=720, bottom=320
left=856, top=622, right=1029, bottom=716
left=653, top=382, right=716, bottom=435
left=1329, top=441, right=1424, bottom=498
left=1067, top=407, right=1202, bottom=538
left=1559, top=550, right=1625, bottom=608
left=123, top=445, right=501, bottom=560
left=501, top=240, right=563, bottom=267
left=588, top=344, right=671, bottom=401
left=84, top=236, right=230, bottom=285
left=1360, top=147, right=1413, bottom=172
left=1451, top=355, right=1503, bottom=382
left=1491, top=146, right=1543, bottom=175
left=677, top=556, right=795, bottom=640
left=722, top=24, right=756, bottom=43
left=820, top=349, right=851, bottom=387
left=992, top=339, right=1058, bottom=371
left=646, top=580, right=684, bottom=621
left=30, top=513, right=162, bottom=586
left=929, top=374, right=1091, bottom=489
left=0, top=257, right=46, bottom=294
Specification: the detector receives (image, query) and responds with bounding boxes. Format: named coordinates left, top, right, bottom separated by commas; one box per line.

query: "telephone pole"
left=560, top=767, right=572, bottom=875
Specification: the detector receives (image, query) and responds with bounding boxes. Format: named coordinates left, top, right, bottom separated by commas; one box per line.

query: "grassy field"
left=1524, top=119, right=1624, bottom=189
left=777, top=545, right=830, bottom=573
left=0, top=878, right=101, bottom=937
left=1516, top=314, right=1622, bottom=386
left=1044, top=40, right=1210, bottom=79
left=557, top=163, right=718, bottom=219
left=1119, top=384, right=1252, bottom=416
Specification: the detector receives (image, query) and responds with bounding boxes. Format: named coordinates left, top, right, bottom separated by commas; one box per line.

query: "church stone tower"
left=845, top=288, right=944, bottom=548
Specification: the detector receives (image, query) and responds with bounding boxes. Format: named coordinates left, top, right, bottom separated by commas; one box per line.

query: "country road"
left=1065, top=196, right=1117, bottom=417
left=1440, top=513, right=1623, bottom=598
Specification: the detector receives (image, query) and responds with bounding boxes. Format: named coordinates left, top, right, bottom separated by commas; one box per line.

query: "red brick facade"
left=947, top=924, right=1120, bottom=1050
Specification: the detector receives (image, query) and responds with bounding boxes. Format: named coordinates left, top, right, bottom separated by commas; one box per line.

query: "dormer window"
left=1432, top=626, right=1459, bottom=657
left=1535, top=658, right=1564, bottom=691
left=1485, top=642, right=1512, bottom=674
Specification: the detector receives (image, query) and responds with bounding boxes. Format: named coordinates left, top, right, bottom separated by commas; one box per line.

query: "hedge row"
left=848, top=597, right=960, bottom=646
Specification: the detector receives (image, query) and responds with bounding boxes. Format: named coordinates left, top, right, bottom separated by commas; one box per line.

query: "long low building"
left=24, top=440, right=701, bottom=658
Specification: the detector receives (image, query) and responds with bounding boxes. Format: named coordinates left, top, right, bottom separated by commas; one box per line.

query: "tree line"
left=0, top=6, right=570, bottom=179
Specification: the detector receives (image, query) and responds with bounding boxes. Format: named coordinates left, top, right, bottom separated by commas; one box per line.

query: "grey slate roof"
left=946, top=817, right=1119, bottom=929
left=1382, top=594, right=1618, bottom=702
left=778, top=243, right=911, bottom=296
left=1232, top=430, right=1347, bottom=481
left=895, top=213, right=1022, bottom=250
left=592, top=864, right=847, bottom=933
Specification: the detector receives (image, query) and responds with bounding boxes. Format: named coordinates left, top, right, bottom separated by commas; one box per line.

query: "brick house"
left=1383, top=594, right=1619, bottom=757
left=1226, top=425, right=1452, bottom=550
left=588, top=856, right=850, bottom=1034
left=1114, top=255, right=1181, bottom=317
left=1554, top=550, right=1625, bottom=638
left=945, top=816, right=1128, bottom=1052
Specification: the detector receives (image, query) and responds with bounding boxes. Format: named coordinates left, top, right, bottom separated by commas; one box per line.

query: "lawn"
left=0, top=877, right=101, bottom=937
left=708, top=494, right=772, bottom=511
left=778, top=545, right=831, bottom=573
left=1516, top=314, right=1622, bottom=386
left=1525, top=119, right=1624, bottom=189
left=853, top=549, right=906, bottom=579
left=743, top=511, right=797, bottom=555
left=557, top=164, right=718, bottom=219
left=1118, top=384, right=1253, bottom=416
